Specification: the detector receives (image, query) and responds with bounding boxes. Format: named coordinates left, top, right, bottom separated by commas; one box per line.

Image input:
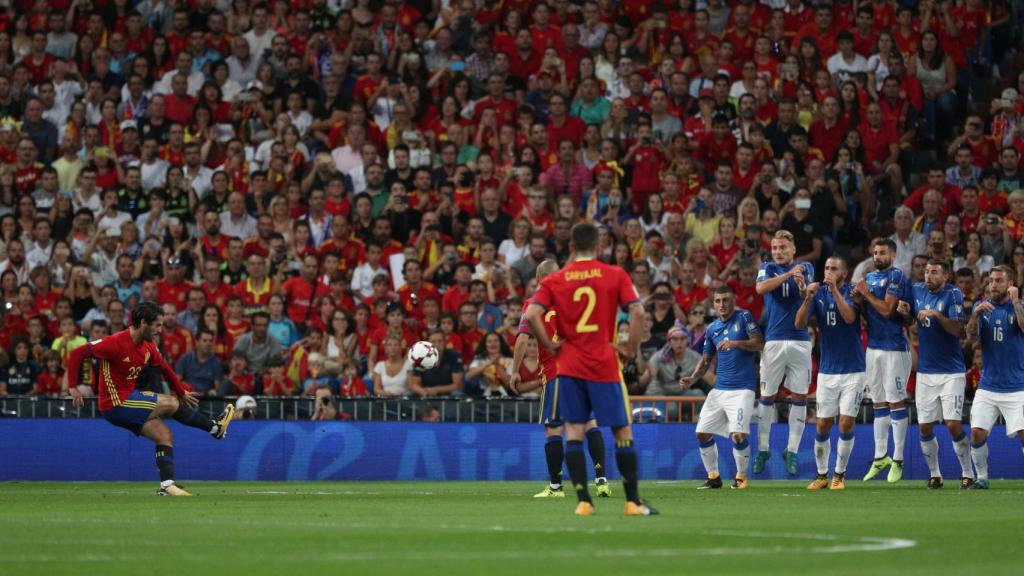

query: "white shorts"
left=760, top=340, right=812, bottom=396
left=696, top=389, right=755, bottom=438
left=970, top=389, right=1024, bottom=436
left=865, top=348, right=911, bottom=404
left=816, top=373, right=865, bottom=418
left=916, top=373, right=966, bottom=424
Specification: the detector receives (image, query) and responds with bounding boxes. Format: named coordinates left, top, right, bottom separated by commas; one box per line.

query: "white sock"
left=920, top=434, right=940, bottom=478
left=699, top=440, right=719, bottom=477
left=787, top=402, right=807, bottom=454
left=836, top=433, right=854, bottom=474
left=972, top=441, right=989, bottom=481
left=873, top=408, right=891, bottom=459
left=733, top=438, right=751, bottom=476
left=757, top=400, right=775, bottom=451
left=814, top=434, right=830, bottom=475
left=210, top=424, right=221, bottom=436
left=891, top=408, right=908, bottom=461
left=953, top=433, right=973, bottom=479
left=595, top=476, right=607, bottom=484
left=550, top=483, right=562, bottom=490
left=160, top=479, right=175, bottom=489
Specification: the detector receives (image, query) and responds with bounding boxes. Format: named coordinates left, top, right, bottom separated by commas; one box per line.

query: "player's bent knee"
left=544, top=425, right=564, bottom=437
left=696, top=432, right=714, bottom=443
left=730, top=433, right=748, bottom=444
left=611, top=425, right=633, bottom=441
left=838, top=416, right=855, bottom=432
left=971, top=428, right=989, bottom=444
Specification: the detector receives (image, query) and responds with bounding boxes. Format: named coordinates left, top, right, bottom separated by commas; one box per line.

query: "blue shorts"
left=558, top=376, right=632, bottom=428
left=540, top=379, right=563, bottom=427
left=102, top=390, right=158, bottom=435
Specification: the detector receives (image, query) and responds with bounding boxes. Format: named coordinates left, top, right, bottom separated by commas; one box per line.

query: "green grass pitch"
left=1, top=481, right=1021, bottom=575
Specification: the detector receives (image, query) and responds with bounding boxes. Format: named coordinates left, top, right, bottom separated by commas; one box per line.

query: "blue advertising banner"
left=1, top=420, right=1021, bottom=481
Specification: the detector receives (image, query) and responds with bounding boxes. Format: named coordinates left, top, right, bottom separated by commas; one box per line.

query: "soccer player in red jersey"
left=64, top=301, right=235, bottom=496
left=510, top=259, right=610, bottom=499
left=524, top=223, right=656, bottom=516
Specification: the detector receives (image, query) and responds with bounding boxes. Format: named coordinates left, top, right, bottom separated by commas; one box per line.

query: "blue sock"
left=565, top=440, right=590, bottom=502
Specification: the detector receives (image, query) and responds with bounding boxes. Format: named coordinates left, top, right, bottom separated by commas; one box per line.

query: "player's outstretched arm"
left=64, top=345, right=90, bottom=407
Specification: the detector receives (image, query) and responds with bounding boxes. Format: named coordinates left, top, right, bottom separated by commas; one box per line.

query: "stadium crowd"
left=0, top=0, right=1021, bottom=409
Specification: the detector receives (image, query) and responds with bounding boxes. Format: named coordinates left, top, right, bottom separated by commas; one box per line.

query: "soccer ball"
left=408, top=341, right=439, bottom=371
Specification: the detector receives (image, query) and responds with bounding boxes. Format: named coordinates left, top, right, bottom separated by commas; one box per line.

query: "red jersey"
left=200, top=234, right=231, bottom=261
left=162, top=326, right=195, bottom=366
left=282, top=276, right=330, bottom=326
left=157, top=279, right=191, bottom=310
left=517, top=298, right=559, bottom=383
left=66, top=329, right=187, bottom=411
left=532, top=258, right=640, bottom=382
left=202, top=281, right=234, bottom=310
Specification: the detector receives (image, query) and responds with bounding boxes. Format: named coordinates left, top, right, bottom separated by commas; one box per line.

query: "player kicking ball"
left=64, top=301, right=234, bottom=496
left=524, top=223, right=656, bottom=516
left=794, top=257, right=862, bottom=491
left=897, top=260, right=975, bottom=489
left=753, top=231, right=815, bottom=476
left=682, top=286, right=763, bottom=490
left=510, top=259, right=612, bottom=499
left=965, top=266, right=1024, bottom=490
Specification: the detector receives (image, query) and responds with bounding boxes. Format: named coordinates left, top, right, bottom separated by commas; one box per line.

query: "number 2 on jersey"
left=573, top=286, right=598, bottom=333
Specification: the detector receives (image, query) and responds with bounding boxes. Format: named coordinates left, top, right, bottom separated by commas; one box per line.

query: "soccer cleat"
left=157, top=483, right=192, bottom=497
left=752, top=451, right=771, bottom=474
left=807, top=474, right=829, bottom=490
left=969, top=479, right=990, bottom=490
left=533, top=486, right=565, bottom=498
left=595, top=479, right=612, bottom=498
left=960, top=477, right=976, bottom=490
left=783, top=451, right=799, bottom=475
left=830, top=473, right=846, bottom=490
left=862, top=456, right=893, bottom=481
left=927, top=477, right=944, bottom=490
left=731, top=475, right=749, bottom=490
left=624, top=500, right=659, bottom=516
left=887, top=460, right=904, bottom=483
left=212, top=404, right=235, bottom=440
left=574, top=501, right=595, bottom=516
left=697, top=476, right=723, bottom=490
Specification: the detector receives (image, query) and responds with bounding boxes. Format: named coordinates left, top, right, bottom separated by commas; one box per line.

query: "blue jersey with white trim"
left=864, top=267, right=909, bottom=351
left=702, top=308, right=761, bottom=391
left=909, top=283, right=965, bottom=374
left=811, top=284, right=865, bottom=374
left=977, top=299, right=1024, bottom=393
left=758, top=260, right=814, bottom=342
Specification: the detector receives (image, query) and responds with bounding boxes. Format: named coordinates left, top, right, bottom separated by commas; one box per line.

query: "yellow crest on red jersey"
left=144, top=351, right=151, bottom=365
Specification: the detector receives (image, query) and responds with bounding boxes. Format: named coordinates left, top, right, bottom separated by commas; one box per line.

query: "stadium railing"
left=0, top=395, right=960, bottom=424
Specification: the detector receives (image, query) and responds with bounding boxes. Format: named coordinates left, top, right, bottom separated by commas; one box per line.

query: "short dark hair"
left=570, top=222, right=599, bottom=252
left=874, top=238, right=898, bottom=253
left=926, top=258, right=950, bottom=273
left=131, top=301, right=161, bottom=328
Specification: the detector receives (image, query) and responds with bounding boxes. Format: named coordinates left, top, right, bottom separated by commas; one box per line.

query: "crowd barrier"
left=1, top=420, right=1021, bottom=481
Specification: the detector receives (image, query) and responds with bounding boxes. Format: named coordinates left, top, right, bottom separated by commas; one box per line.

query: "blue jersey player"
left=682, top=286, right=764, bottom=490
left=795, top=257, right=863, bottom=491
left=965, top=266, right=1024, bottom=489
left=854, top=238, right=911, bottom=483
left=898, top=260, right=974, bottom=489
left=753, top=230, right=814, bottom=476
